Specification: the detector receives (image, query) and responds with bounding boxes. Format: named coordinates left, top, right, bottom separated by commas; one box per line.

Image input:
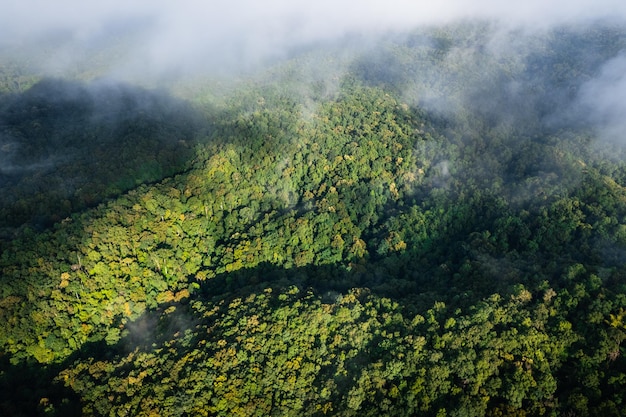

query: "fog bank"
left=2, top=1, right=626, bottom=77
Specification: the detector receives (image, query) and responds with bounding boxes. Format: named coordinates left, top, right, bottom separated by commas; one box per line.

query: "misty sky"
left=3, top=0, right=626, bottom=75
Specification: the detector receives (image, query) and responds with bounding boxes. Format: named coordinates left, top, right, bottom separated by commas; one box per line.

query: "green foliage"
left=2, top=21, right=626, bottom=416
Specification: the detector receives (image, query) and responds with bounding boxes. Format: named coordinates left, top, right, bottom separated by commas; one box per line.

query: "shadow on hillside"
left=0, top=262, right=358, bottom=416
left=0, top=246, right=520, bottom=416
left=0, top=355, right=82, bottom=417
left=0, top=78, right=206, bottom=238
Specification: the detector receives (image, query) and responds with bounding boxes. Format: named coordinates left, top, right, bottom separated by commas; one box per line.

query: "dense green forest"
left=2, top=21, right=626, bottom=416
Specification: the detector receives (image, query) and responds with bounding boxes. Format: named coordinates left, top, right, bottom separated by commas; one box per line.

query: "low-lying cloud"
left=3, top=0, right=626, bottom=78
left=577, top=53, right=626, bottom=144
left=3, top=0, right=626, bottom=153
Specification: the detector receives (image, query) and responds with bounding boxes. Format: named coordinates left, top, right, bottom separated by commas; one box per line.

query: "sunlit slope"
left=0, top=82, right=425, bottom=360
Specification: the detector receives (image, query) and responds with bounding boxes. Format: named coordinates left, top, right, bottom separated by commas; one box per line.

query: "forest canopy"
left=1, top=21, right=626, bottom=416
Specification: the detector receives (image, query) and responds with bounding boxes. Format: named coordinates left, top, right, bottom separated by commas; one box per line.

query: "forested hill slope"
left=0, top=78, right=201, bottom=236
left=2, top=22, right=626, bottom=416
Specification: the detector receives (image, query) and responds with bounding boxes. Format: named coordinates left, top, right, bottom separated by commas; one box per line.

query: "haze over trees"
left=1, top=18, right=626, bottom=417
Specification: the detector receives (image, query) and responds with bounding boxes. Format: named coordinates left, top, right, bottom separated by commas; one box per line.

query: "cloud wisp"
left=2, top=0, right=626, bottom=156
left=2, top=0, right=626, bottom=79
left=577, top=53, right=626, bottom=144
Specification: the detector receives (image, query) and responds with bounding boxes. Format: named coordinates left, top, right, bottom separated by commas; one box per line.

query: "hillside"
left=2, top=22, right=626, bottom=416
